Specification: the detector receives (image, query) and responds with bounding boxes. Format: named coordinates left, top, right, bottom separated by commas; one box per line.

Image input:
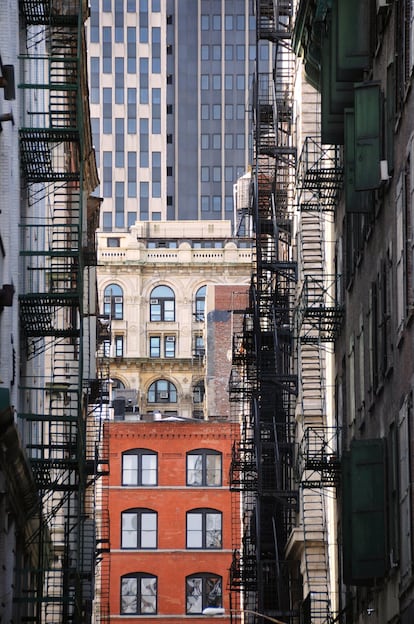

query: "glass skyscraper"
left=88, top=0, right=271, bottom=230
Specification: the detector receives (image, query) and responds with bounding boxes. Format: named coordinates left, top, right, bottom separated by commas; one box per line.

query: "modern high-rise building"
left=88, top=0, right=267, bottom=228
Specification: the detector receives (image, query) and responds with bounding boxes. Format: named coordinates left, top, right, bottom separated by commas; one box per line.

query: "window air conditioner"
left=159, top=391, right=169, bottom=399
left=150, top=299, right=159, bottom=304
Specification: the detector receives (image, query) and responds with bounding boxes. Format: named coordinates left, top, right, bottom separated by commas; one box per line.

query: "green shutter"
left=354, top=82, right=382, bottom=191
left=342, top=438, right=387, bottom=584
left=336, top=0, right=371, bottom=81
left=344, top=109, right=371, bottom=213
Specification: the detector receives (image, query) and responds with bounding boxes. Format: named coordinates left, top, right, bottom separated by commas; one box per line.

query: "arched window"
left=187, top=509, right=222, bottom=549
left=186, top=449, right=222, bottom=486
left=104, top=284, right=123, bottom=319
left=148, top=379, right=177, bottom=403
left=122, top=449, right=158, bottom=486
left=186, top=573, right=222, bottom=614
left=194, top=285, right=206, bottom=321
left=150, top=285, right=175, bottom=321
left=121, top=573, right=157, bottom=614
left=193, top=380, right=205, bottom=404
left=121, top=508, right=157, bottom=549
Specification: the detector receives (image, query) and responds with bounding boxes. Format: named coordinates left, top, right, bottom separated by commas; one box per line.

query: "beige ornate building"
left=97, top=220, right=252, bottom=421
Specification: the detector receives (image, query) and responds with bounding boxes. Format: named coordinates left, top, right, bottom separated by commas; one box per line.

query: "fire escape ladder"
left=296, top=210, right=344, bottom=343
left=301, top=486, right=332, bottom=623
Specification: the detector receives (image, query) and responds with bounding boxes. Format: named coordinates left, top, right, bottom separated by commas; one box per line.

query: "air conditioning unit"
left=115, top=296, right=123, bottom=303
left=165, top=336, right=175, bottom=342
left=159, top=391, right=169, bottom=399
left=150, top=298, right=159, bottom=304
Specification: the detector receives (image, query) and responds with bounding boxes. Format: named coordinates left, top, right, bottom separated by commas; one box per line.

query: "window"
left=115, top=118, right=124, bottom=167
left=212, top=15, right=221, bottom=30
left=212, top=75, right=221, bottom=90
left=115, top=0, right=124, bottom=42
left=225, top=45, right=233, bottom=61
left=164, top=335, right=176, bottom=358
left=201, top=45, right=209, bottom=61
left=115, top=335, right=124, bottom=357
left=150, top=336, right=161, bottom=357
left=127, top=27, right=136, bottom=73
left=186, top=574, right=222, bottom=614
left=225, top=75, right=233, bottom=90
left=103, top=87, right=112, bottom=134
left=187, top=509, right=222, bottom=549
left=194, top=335, right=205, bottom=357
left=201, top=166, right=209, bottom=182
left=194, top=286, right=206, bottom=321
left=115, top=57, right=124, bottom=103
left=140, top=57, right=149, bottom=104
left=201, top=104, right=209, bottom=120
left=150, top=285, right=175, bottom=321
left=103, top=26, right=112, bottom=73
left=104, top=284, right=123, bottom=319
left=127, top=88, right=137, bottom=133
left=148, top=379, right=177, bottom=403
left=122, top=449, right=157, bottom=486
left=212, top=104, right=221, bottom=120
left=212, top=45, right=221, bottom=61
left=193, top=380, right=205, bottom=403
left=201, top=75, right=209, bottom=90
left=187, top=450, right=222, bottom=486
left=128, top=151, right=137, bottom=197
left=122, top=509, right=157, bottom=548
left=152, top=27, right=161, bottom=73
left=201, top=14, right=209, bottom=30
left=90, top=57, right=99, bottom=103
left=121, top=573, right=157, bottom=614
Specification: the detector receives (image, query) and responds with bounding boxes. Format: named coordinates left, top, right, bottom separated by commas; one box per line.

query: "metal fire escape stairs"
left=16, top=2, right=104, bottom=622
left=294, top=129, right=344, bottom=622
left=230, top=2, right=299, bottom=622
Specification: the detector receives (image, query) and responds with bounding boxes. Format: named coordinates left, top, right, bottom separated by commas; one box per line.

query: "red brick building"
left=102, top=419, right=240, bottom=622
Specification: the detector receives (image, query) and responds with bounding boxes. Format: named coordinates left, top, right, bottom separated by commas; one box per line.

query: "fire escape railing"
left=16, top=2, right=101, bottom=622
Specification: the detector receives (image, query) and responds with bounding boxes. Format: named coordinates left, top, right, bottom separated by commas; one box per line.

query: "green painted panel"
left=320, top=26, right=344, bottom=144
left=354, top=82, right=382, bottom=191
left=342, top=438, right=387, bottom=585
left=344, top=109, right=371, bottom=212
left=336, top=0, right=371, bottom=81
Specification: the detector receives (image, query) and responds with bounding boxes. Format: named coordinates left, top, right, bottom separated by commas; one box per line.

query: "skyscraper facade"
left=88, top=0, right=266, bottom=229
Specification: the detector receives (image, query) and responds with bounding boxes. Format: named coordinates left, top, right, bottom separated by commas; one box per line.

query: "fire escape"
left=16, top=1, right=105, bottom=621
left=229, top=1, right=299, bottom=621
left=293, top=70, right=344, bottom=624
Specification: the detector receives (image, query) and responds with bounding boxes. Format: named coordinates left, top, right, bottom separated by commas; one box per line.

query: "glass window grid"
left=115, top=57, right=124, bottom=103
left=139, top=57, right=149, bottom=104
left=103, top=87, right=112, bottom=134
left=115, top=0, right=124, bottom=42
left=186, top=510, right=222, bottom=549
left=186, top=574, right=222, bottom=614
left=186, top=450, right=222, bottom=487
left=115, top=118, right=125, bottom=167
left=147, top=379, right=177, bottom=403
left=127, top=88, right=136, bottom=133
left=121, top=574, right=157, bottom=615
left=127, top=27, right=137, bottom=73
left=103, top=26, right=112, bottom=73
left=121, top=509, right=157, bottom=549
left=122, top=449, right=157, bottom=486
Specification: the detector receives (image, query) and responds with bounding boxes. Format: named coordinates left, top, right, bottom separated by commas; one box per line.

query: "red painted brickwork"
left=103, top=420, right=240, bottom=623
